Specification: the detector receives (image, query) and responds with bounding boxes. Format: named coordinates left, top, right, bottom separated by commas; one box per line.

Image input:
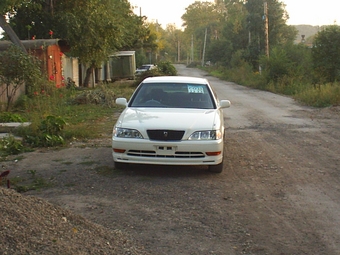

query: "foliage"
left=257, top=43, right=313, bottom=92
left=70, top=84, right=117, bottom=107
left=11, top=169, right=52, bottom=193
left=206, top=39, right=233, bottom=66
left=19, top=115, right=67, bottom=147
left=181, top=1, right=224, bottom=62
left=7, top=0, right=149, bottom=86
left=0, top=135, right=25, bottom=156
left=156, top=61, right=177, bottom=76
left=133, top=62, right=178, bottom=85
left=312, top=25, right=340, bottom=83
left=0, top=112, right=26, bottom=122
left=162, top=24, right=185, bottom=63
left=6, top=80, right=134, bottom=153
left=39, top=115, right=66, bottom=136
left=295, top=83, right=340, bottom=107
left=0, top=45, right=43, bottom=110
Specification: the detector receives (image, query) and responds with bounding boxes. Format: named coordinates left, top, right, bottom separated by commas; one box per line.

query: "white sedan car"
left=112, top=76, right=231, bottom=173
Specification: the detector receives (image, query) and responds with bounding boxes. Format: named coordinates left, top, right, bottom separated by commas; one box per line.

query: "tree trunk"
left=0, top=15, right=27, bottom=54
left=83, top=65, right=95, bottom=87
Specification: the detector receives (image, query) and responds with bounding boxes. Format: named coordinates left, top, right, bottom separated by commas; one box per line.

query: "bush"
left=294, top=83, right=340, bottom=107
left=134, top=62, right=177, bottom=85
left=0, top=45, right=44, bottom=111
left=16, top=115, right=67, bottom=147
left=70, top=84, right=117, bottom=107
left=0, top=112, right=27, bottom=123
left=0, top=135, right=25, bottom=156
left=157, top=61, right=177, bottom=76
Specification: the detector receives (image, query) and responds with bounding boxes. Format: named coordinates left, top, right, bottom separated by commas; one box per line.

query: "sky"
left=1, top=0, right=339, bottom=36
left=129, top=0, right=340, bottom=28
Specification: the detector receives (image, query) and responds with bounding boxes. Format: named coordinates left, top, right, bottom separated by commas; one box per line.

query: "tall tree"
left=8, top=0, right=147, bottom=86
left=162, top=24, right=185, bottom=62
left=243, top=0, right=296, bottom=68
left=182, top=1, right=224, bottom=62
left=312, top=25, right=340, bottom=83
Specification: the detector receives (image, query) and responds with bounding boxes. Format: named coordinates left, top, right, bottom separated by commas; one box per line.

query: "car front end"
left=112, top=108, right=225, bottom=166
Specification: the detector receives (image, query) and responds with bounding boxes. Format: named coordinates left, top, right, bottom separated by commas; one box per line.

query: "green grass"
left=294, top=83, right=340, bottom=107
left=207, top=65, right=340, bottom=108
left=3, top=81, right=135, bottom=151
left=94, top=165, right=122, bottom=177
left=78, top=161, right=98, bottom=166
left=9, top=171, right=52, bottom=193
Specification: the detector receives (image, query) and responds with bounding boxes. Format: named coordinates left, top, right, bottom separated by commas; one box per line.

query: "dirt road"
left=6, top=65, right=340, bottom=254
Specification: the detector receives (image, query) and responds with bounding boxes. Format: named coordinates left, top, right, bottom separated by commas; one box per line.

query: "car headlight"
left=188, top=130, right=222, bottom=140
left=113, top=128, right=143, bottom=139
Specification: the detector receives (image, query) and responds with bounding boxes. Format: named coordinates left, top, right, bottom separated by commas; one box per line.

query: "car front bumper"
left=112, top=137, right=224, bottom=166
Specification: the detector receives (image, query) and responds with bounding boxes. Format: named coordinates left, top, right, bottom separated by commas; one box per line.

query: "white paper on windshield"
left=187, top=85, right=204, bottom=94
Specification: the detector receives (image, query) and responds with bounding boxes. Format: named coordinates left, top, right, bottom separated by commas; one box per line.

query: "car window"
left=129, top=83, right=216, bottom=109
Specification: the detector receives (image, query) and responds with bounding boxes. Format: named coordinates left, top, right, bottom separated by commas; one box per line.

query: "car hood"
left=115, top=108, right=222, bottom=138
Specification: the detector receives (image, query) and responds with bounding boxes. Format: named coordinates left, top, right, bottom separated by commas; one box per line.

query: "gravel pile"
left=0, top=187, right=149, bottom=255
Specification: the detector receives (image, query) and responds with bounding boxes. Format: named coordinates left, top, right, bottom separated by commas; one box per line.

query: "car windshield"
left=129, top=82, right=216, bottom=109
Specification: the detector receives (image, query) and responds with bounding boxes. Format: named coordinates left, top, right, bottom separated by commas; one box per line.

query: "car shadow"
left=116, top=164, right=218, bottom=178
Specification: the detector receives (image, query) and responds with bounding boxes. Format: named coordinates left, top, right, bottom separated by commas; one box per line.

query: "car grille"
left=147, top=130, right=185, bottom=141
left=127, top=150, right=205, bottom=158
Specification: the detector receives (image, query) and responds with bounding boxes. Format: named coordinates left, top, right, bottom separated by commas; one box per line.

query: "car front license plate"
left=156, top=146, right=176, bottom=155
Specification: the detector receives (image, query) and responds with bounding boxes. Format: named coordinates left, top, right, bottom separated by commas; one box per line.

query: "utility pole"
left=264, top=1, right=269, bottom=58
left=191, top=35, right=194, bottom=63
left=177, top=40, right=180, bottom=62
left=201, top=28, right=207, bottom=66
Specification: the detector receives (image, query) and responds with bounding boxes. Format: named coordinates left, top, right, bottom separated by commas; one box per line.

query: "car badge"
left=163, top=131, right=168, bottom=137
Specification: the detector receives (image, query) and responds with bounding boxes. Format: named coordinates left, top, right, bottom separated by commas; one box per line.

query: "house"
left=108, top=51, right=136, bottom=81
left=0, top=39, right=135, bottom=103
left=0, top=39, right=70, bottom=104
left=0, top=39, right=70, bottom=87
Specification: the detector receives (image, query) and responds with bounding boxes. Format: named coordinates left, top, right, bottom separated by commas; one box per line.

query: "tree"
left=0, top=0, right=27, bottom=53
left=0, top=45, right=42, bottom=110
left=312, top=25, right=340, bottom=83
left=8, top=0, right=147, bottom=86
left=162, top=24, right=185, bottom=62
left=182, top=1, right=224, bottom=62
left=245, top=0, right=295, bottom=68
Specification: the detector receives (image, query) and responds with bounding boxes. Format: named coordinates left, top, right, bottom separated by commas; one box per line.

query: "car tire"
left=208, top=161, right=223, bottom=173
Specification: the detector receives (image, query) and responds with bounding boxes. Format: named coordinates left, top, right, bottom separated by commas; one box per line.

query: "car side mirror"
left=116, top=98, right=128, bottom=107
left=219, top=100, right=231, bottom=109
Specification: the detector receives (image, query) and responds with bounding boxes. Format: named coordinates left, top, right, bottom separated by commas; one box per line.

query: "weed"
left=0, top=170, right=11, bottom=188
left=295, top=83, right=340, bottom=107
left=27, top=169, right=37, bottom=177
left=1, top=80, right=134, bottom=156
left=14, top=177, right=51, bottom=193
left=11, top=170, right=52, bottom=193
left=0, top=112, right=27, bottom=123
left=78, top=161, right=97, bottom=166
left=61, top=161, right=73, bottom=165
left=94, top=165, right=121, bottom=176
left=0, top=135, right=26, bottom=156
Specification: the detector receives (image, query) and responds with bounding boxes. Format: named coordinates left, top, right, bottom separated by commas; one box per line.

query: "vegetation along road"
left=4, top=64, right=340, bottom=254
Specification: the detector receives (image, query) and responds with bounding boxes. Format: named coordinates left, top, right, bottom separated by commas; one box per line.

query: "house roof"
left=110, top=51, right=135, bottom=57
left=0, top=39, right=70, bottom=52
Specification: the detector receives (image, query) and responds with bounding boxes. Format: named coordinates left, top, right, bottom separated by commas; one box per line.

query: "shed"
left=0, top=39, right=70, bottom=87
left=109, top=51, right=136, bottom=80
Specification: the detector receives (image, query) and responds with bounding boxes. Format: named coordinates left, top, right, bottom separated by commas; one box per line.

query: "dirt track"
left=4, top=65, right=340, bottom=254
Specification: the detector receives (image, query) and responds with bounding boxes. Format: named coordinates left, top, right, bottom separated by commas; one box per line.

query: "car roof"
left=142, top=76, right=209, bottom=84
left=140, top=64, right=154, bottom=67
